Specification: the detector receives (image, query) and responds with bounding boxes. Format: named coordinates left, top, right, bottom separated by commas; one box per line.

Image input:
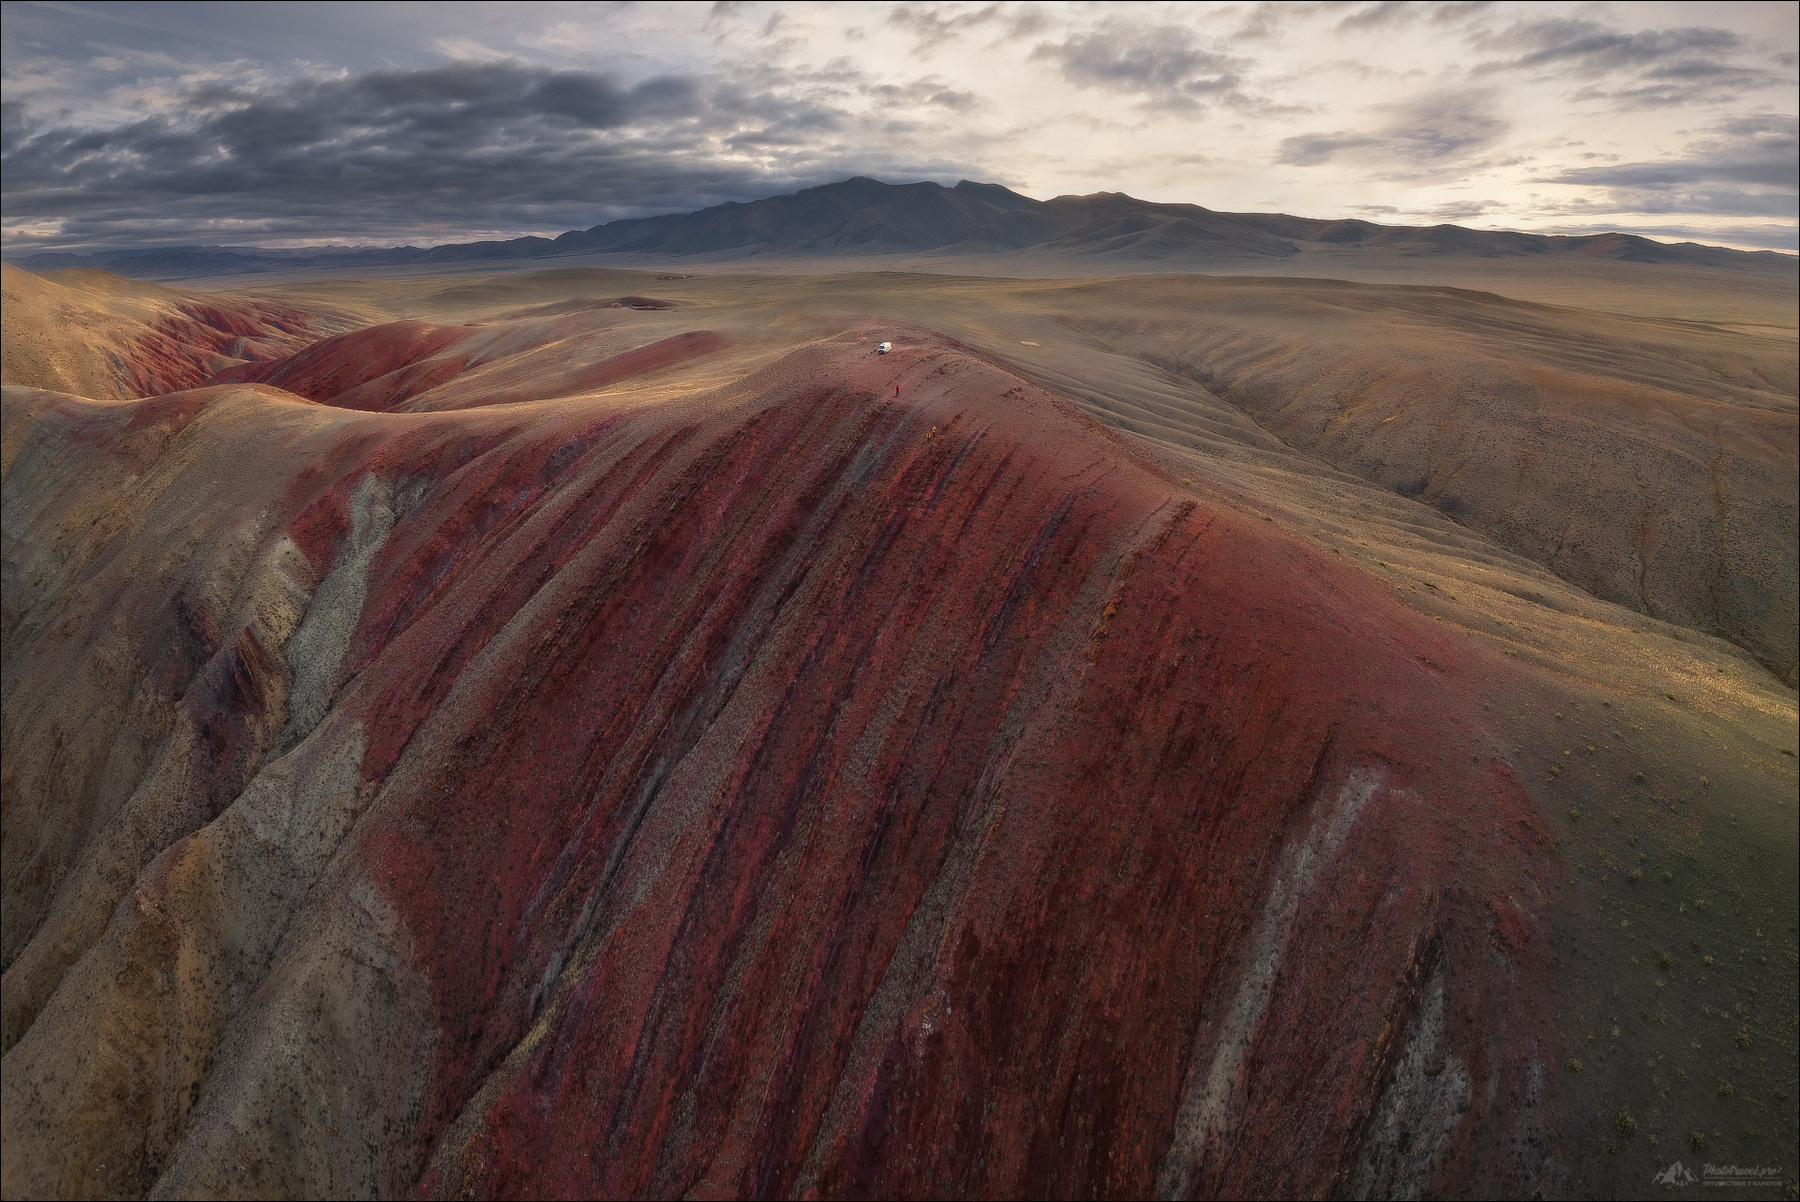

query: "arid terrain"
left=2, top=252, right=1795, bottom=1200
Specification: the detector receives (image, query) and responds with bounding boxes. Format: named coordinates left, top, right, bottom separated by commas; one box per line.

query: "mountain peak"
left=21, top=177, right=1781, bottom=279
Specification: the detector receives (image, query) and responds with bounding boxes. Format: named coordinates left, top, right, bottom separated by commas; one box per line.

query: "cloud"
left=2, top=100, right=38, bottom=158
left=1425, top=198, right=1500, bottom=221
left=0, top=60, right=991, bottom=250
left=1336, top=2, right=1492, bottom=33
left=1565, top=73, right=1791, bottom=111
left=866, top=76, right=981, bottom=112
left=1471, top=15, right=1791, bottom=108
left=1475, top=17, right=1741, bottom=73
left=887, top=3, right=1003, bottom=54
left=1030, top=22, right=1247, bottom=110
left=1535, top=113, right=1798, bottom=217
left=1276, top=91, right=1506, bottom=173
left=1275, top=131, right=1382, bottom=167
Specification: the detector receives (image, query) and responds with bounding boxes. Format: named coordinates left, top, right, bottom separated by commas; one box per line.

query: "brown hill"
left=262, top=265, right=1791, bottom=684
left=0, top=263, right=362, bottom=400
left=2, top=265, right=1794, bottom=1199
left=1048, top=276, right=1799, bottom=685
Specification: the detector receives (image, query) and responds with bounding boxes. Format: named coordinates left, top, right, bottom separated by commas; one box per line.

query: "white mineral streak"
left=1155, top=766, right=1382, bottom=1199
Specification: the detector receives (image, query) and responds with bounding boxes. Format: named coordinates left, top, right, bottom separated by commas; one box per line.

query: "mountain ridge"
left=19, top=177, right=1789, bottom=280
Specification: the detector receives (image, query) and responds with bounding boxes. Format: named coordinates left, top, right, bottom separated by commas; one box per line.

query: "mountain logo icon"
left=1652, top=1161, right=1697, bottom=1187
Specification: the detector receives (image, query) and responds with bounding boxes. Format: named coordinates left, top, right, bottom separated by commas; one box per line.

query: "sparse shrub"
left=1665, top=692, right=1677, bottom=701
left=1568, top=808, right=1579, bottom=819
left=1703, top=955, right=1714, bottom=966
left=1632, top=770, right=1645, bottom=781
left=1718, top=1081, right=1734, bottom=1097
left=1661, top=870, right=1675, bottom=882
left=1690, top=1131, right=1706, bottom=1151
left=1602, top=1138, right=1618, bottom=1154
left=1657, top=952, right=1674, bottom=969
left=1734, top=1029, right=1751, bottom=1049
left=1694, top=898, right=1708, bottom=911
left=1628, top=868, right=1642, bottom=882
left=1566, top=1058, right=1583, bottom=1075
left=1617, top=1112, right=1636, bottom=1134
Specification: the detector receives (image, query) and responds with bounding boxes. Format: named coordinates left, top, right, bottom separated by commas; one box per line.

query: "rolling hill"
left=2, top=263, right=1794, bottom=1200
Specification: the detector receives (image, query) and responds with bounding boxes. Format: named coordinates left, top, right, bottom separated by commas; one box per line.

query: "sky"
left=2, top=0, right=1795, bottom=255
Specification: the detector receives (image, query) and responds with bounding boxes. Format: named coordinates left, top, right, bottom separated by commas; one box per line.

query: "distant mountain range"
left=21, top=177, right=1786, bottom=279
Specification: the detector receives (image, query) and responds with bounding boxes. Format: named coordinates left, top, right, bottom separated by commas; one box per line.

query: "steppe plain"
left=2, top=243, right=1796, bottom=1199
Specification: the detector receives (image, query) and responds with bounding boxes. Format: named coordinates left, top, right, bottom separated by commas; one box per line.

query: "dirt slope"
left=2, top=269, right=1794, bottom=1200
left=1047, top=276, right=1799, bottom=685
left=0, top=322, right=1557, bottom=1198
left=0, top=264, right=362, bottom=400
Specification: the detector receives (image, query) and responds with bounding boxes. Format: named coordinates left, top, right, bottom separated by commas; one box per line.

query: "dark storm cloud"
left=1030, top=23, right=1247, bottom=110
left=0, top=60, right=980, bottom=249
left=1536, top=113, right=1798, bottom=218
left=2, top=98, right=34, bottom=156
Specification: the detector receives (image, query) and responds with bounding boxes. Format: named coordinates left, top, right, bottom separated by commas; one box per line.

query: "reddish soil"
left=1, top=263, right=358, bottom=401
left=208, top=320, right=473, bottom=410
left=4, top=324, right=1570, bottom=1198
